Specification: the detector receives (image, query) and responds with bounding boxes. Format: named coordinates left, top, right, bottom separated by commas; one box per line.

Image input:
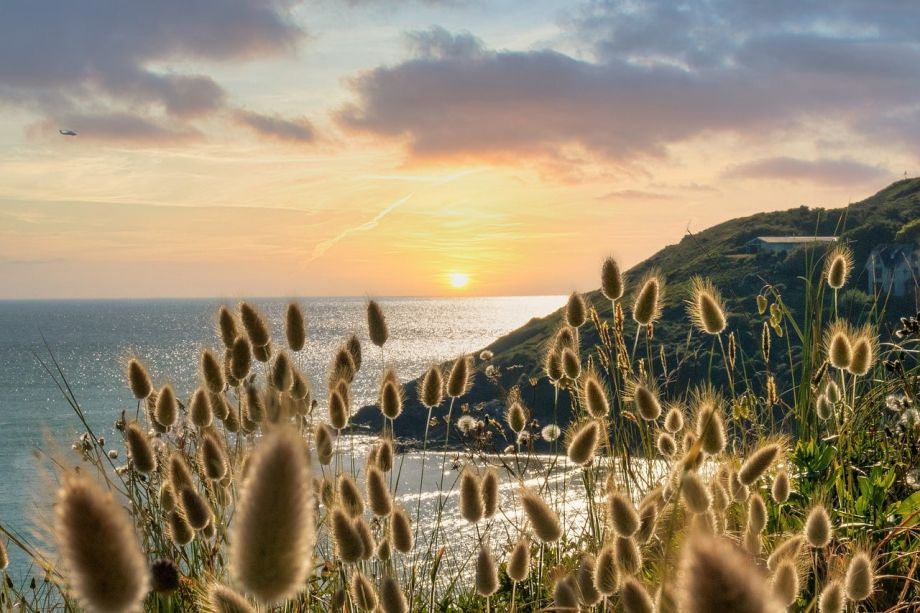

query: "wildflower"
left=542, top=424, right=562, bottom=442
left=457, top=414, right=478, bottom=435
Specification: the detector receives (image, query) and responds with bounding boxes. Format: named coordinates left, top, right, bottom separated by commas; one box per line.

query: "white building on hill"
left=866, top=244, right=920, bottom=297
left=746, top=236, right=838, bottom=254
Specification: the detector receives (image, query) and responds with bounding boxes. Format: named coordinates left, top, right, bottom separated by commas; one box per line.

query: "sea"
left=0, top=295, right=594, bottom=584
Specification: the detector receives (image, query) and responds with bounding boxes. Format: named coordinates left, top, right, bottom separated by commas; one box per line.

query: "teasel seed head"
left=657, top=432, right=677, bottom=457
left=825, top=245, right=853, bottom=289
left=474, top=545, right=498, bottom=596
left=747, top=492, right=767, bottom=534
left=366, top=466, right=392, bottom=516
left=230, top=336, right=252, bottom=381
left=681, top=472, right=711, bottom=514
left=331, top=508, right=363, bottom=563
left=664, top=405, right=684, bottom=433
left=285, top=302, right=306, bottom=351
left=230, top=427, right=315, bottom=604
left=687, top=276, right=727, bottom=335
left=825, top=321, right=853, bottom=370
left=380, top=575, right=408, bottom=613
left=608, top=490, right=640, bottom=536
left=739, top=442, right=782, bottom=486
left=124, top=422, right=156, bottom=474
left=767, top=535, right=805, bottom=572
left=459, top=469, right=484, bottom=523
left=805, top=504, right=833, bottom=548
left=567, top=420, right=601, bottom=466
left=594, top=544, right=619, bottom=595
left=575, top=554, right=601, bottom=605
left=419, top=365, right=444, bottom=408
left=601, top=256, right=625, bottom=301
left=621, top=577, right=654, bottom=613
left=239, top=301, right=270, bottom=347
left=217, top=306, right=240, bottom=348
left=520, top=488, right=561, bottom=542
left=329, top=388, right=349, bottom=430
left=351, top=572, right=378, bottom=611
left=506, top=401, right=527, bottom=433
left=272, top=351, right=293, bottom=391
left=391, top=505, right=413, bottom=553
left=772, top=470, right=790, bottom=503
left=168, top=509, right=194, bottom=546
left=678, top=532, right=783, bottom=613
left=844, top=552, right=874, bottom=601
left=208, top=583, right=256, bottom=613
left=201, top=349, right=225, bottom=393
left=507, top=537, right=531, bottom=583
left=378, top=380, right=402, bottom=423
left=54, top=471, right=149, bottom=613
left=848, top=325, right=877, bottom=376
left=615, top=535, right=642, bottom=575
left=583, top=370, right=610, bottom=418
left=315, top=423, right=334, bottom=465
left=126, top=358, right=153, bottom=400
left=447, top=354, right=473, bottom=398
left=772, top=559, right=799, bottom=606
left=633, top=274, right=663, bottom=327
left=561, top=347, right=581, bottom=380
left=188, top=387, right=212, bottom=428
left=179, top=487, right=211, bottom=530
left=566, top=291, right=587, bottom=328
left=359, top=299, right=388, bottom=348
left=818, top=579, right=846, bottom=613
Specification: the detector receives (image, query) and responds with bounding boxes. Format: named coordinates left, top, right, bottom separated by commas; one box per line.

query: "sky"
left=1, top=0, right=918, bottom=299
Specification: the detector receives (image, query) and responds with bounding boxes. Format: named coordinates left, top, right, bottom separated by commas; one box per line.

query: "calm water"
left=0, top=296, right=567, bottom=579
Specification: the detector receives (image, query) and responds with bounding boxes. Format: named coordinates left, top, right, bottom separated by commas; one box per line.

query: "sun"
left=448, top=272, right=470, bottom=289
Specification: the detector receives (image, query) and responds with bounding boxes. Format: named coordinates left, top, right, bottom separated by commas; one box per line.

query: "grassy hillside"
left=353, top=178, right=920, bottom=444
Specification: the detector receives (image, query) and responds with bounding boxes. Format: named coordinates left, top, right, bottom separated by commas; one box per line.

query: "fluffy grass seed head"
left=818, top=579, right=845, bottom=613
left=805, top=504, right=833, bottom=548
left=520, top=488, right=561, bottom=542
left=315, top=423, right=334, bottom=465
left=767, top=535, right=805, bottom=572
left=351, top=571, right=378, bottom=611
left=239, top=301, right=270, bottom=347
left=366, top=466, right=392, bottom=517
left=475, top=545, right=499, bottom=596
left=376, top=437, right=394, bottom=473
left=337, top=473, right=364, bottom=517
left=189, top=387, right=213, bottom=428
left=459, top=469, right=484, bottom=523
left=576, top=554, right=601, bottom=606
left=561, top=347, right=581, bottom=380
left=657, top=432, right=677, bottom=457
left=230, top=336, right=252, bottom=382
left=366, top=299, right=389, bottom=348
left=272, top=351, right=293, bottom=391
left=772, top=559, right=800, bottom=606
left=508, top=537, right=531, bottom=583
left=419, top=365, right=444, bottom=408
left=329, top=388, right=349, bottom=430
left=391, top=505, right=413, bottom=553
left=825, top=245, right=854, bottom=290
left=848, top=325, right=877, bottom=376
left=678, top=532, right=784, bottom=613
left=553, top=575, right=579, bottom=611
left=481, top=467, right=499, bottom=518
left=566, top=420, right=601, bottom=466
left=772, top=470, right=790, bottom=503
left=609, top=490, right=640, bottom=536
left=681, top=471, right=712, bottom=514
left=825, top=321, right=853, bottom=370
left=816, top=394, right=834, bottom=420
left=201, top=348, right=225, bottom=393
left=229, top=427, right=315, bottom=604
left=627, top=379, right=662, bottom=421
left=621, top=577, right=655, bottom=613
left=199, top=432, right=228, bottom=481
left=739, top=442, right=782, bottom=486
left=285, top=302, right=306, bottom=351
left=615, top=535, right=642, bottom=575
left=687, top=276, right=727, bottom=335
left=252, top=341, right=271, bottom=363
left=380, top=377, right=403, bottom=420
left=447, top=355, right=473, bottom=398
left=664, top=404, right=685, bottom=433
left=844, top=551, right=874, bottom=601
left=748, top=493, right=767, bottom=533
left=595, top=544, right=619, bottom=595
left=168, top=510, right=193, bottom=546
left=124, top=421, right=156, bottom=474
left=208, top=583, right=256, bottom=613
left=126, top=358, right=153, bottom=400
left=506, top=400, right=528, bottom=433
left=633, top=273, right=663, bottom=327
left=566, top=291, right=587, bottom=328
left=217, top=306, right=240, bottom=348
left=179, top=487, right=211, bottom=530
left=697, top=405, right=726, bottom=456
left=601, top=256, right=625, bottom=301
left=380, top=575, right=408, bottom=613
left=54, top=471, right=150, bottom=613
left=583, top=369, right=610, bottom=418
left=154, top=384, right=178, bottom=427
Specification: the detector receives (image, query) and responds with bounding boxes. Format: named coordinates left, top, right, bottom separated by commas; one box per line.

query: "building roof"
left=752, top=236, right=838, bottom=244
left=867, top=243, right=919, bottom=263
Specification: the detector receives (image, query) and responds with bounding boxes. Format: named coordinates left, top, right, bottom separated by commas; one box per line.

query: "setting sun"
left=448, top=272, right=470, bottom=289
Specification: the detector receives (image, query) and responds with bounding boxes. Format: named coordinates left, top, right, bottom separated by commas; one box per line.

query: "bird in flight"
left=59, top=129, right=78, bottom=136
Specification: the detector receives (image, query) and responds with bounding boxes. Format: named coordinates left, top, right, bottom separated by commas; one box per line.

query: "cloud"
left=0, top=0, right=308, bottom=142
left=308, top=194, right=412, bottom=263
left=597, top=189, right=669, bottom=201
left=234, top=111, right=316, bottom=143
left=723, top=157, right=893, bottom=186
left=338, top=2, right=920, bottom=167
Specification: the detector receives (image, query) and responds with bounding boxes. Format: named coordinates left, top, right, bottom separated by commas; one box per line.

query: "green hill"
left=352, top=178, right=920, bottom=446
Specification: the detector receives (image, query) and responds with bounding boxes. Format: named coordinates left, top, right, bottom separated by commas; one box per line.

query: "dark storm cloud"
left=339, top=1, right=920, bottom=168
left=0, top=0, right=314, bottom=143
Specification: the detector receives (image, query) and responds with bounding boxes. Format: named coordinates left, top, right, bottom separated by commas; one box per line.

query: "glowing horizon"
left=1, top=1, right=917, bottom=299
